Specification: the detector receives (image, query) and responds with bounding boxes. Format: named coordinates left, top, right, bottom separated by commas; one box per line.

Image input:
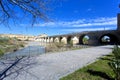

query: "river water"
left=3, top=41, right=46, bottom=59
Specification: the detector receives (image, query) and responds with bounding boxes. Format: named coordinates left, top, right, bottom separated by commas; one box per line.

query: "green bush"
left=69, top=40, right=73, bottom=47
left=0, top=37, right=10, bottom=45
left=20, top=44, right=24, bottom=47
left=0, top=37, right=9, bottom=42
left=109, top=45, right=120, bottom=80
left=83, top=37, right=89, bottom=45
left=0, top=49, right=4, bottom=57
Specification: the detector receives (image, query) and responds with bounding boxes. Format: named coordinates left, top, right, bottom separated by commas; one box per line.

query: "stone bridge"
left=36, top=14, right=120, bottom=45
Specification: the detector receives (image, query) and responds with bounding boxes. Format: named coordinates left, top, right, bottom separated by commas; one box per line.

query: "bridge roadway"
left=4, top=45, right=113, bottom=80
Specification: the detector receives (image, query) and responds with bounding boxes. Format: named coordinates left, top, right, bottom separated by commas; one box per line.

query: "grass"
left=60, top=54, right=115, bottom=80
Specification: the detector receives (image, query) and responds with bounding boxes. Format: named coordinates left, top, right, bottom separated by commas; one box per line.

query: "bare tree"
left=0, top=0, right=51, bottom=26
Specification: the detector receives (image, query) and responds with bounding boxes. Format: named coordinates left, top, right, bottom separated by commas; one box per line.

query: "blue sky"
left=0, top=0, right=120, bottom=36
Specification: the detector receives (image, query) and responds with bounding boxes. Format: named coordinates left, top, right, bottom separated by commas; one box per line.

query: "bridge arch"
left=61, top=37, right=67, bottom=44
left=50, top=37, right=53, bottom=42
left=72, top=36, right=79, bottom=45
left=54, top=37, right=59, bottom=43
left=79, top=34, right=90, bottom=45
left=53, top=37, right=56, bottom=42
left=67, top=36, right=72, bottom=44
left=59, top=37, right=63, bottom=43
left=99, top=33, right=118, bottom=45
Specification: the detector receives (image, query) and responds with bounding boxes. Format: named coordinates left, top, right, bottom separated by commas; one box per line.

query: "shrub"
left=20, top=44, right=24, bottom=47
left=83, top=37, right=89, bottom=45
left=54, top=42, right=64, bottom=48
left=0, top=37, right=9, bottom=42
left=0, top=49, right=4, bottom=57
left=109, top=45, right=120, bottom=80
left=69, top=40, right=73, bottom=47
left=24, top=39, right=29, bottom=41
left=45, top=43, right=58, bottom=52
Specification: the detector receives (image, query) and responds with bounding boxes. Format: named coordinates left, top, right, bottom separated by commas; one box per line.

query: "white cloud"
left=33, top=17, right=116, bottom=27
left=72, top=18, right=116, bottom=27
left=61, top=27, right=114, bottom=32
left=87, top=8, right=92, bottom=12
left=34, top=22, right=55, bottom=27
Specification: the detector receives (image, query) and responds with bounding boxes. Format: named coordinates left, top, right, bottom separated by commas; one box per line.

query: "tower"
left=117, top=13, right=120, bottom=30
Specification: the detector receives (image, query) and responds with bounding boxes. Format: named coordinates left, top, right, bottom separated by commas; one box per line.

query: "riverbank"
left=0, top=37, right=25, bottom=57
left=1, top=41, right=46, bottom=59
left=37, top=42, right=91, bottom=53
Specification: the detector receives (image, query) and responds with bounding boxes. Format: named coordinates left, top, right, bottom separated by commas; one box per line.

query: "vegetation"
left=109, top=45, right=120, bottom=80
left=0, top=49, right=4, bottom=56
left=82, top=36, right=89, bottom=45
left=46, top=42, right=65, bottom=52
left=45, top=42, right=89, bottom=53
left=68, top=40, right=73, bottom=48
left=0, top=37, right=25, bottom=57
left=60, top=54, right=115, bottom=80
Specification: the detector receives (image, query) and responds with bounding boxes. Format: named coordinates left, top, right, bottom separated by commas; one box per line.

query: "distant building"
left=38, top=34, right=48, bottom=37
left=35, top=34, right=48, bottom=41
left=0, top=34, right=35, bottom=41
left=0, top=34, right=48, bottom=41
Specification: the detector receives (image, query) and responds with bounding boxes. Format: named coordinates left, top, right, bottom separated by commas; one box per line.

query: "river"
left=3, top=41, right=45, bottom=59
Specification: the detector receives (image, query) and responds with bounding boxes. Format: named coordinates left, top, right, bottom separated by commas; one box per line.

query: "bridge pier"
left=88, top=35, right=100, bottom=46
left=44, top=37, right=47, bottom=42
left=88, top=39, right=99, bottom=45
left=41, top=38, right=44, bottom=42
left=46, top=37, right=50, bottom=43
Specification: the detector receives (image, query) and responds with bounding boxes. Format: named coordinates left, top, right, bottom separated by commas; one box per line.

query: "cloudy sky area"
left=0, top=0, right=119, bottom=36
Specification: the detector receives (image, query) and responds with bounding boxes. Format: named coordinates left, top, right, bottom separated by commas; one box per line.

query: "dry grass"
left=0, top=37, right=25, bottom=57
left=45, top=43, right=89, bottom=53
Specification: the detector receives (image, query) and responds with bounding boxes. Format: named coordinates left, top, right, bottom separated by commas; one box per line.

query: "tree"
left=0, top=0, right=51, bottom=26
